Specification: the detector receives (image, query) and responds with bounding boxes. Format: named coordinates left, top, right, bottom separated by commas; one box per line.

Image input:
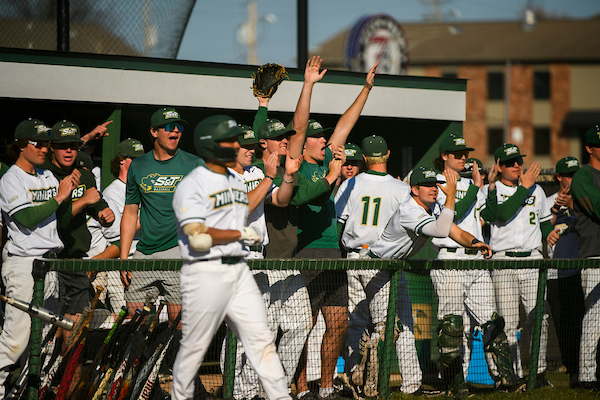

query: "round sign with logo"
left=344, top=14, right=408, bottom=75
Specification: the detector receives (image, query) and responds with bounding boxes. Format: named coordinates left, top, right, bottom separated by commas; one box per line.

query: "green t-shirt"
left=126, top=149, right=204, bottom=255
left=297, top=146, right=338, bottom=250
left=571, top=164, right=600, bottom=258
left=43, top=159, right=109, bottom=258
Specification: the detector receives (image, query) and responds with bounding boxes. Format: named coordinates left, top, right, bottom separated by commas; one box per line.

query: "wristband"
left=264, top=175, right=274, bottom=181
left=471, top=238, right=480, bottom=246
left=551, top=208, right=559, bottom=215
left=283, top=176, right=294, bottom=184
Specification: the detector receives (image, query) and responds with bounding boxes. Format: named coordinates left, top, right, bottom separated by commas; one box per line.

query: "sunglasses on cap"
left=500, top=157, right=524, bottom=167
left=52, top=142, right=79, bottom=150
left=450, top=150, right=470, bottom=159
left=28, top=140, right=50, bottom=149
left=268, top=134, right=292, bottom=142
left=162, top=122, right=184, bottom=133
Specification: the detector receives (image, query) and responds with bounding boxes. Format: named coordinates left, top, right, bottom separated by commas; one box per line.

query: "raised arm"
left=327, top=62, right=378, bottom=148
left=288, top=56, right=327, bottom=159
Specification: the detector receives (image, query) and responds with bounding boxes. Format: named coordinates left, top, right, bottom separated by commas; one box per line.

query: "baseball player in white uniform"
left=0, top=119, right=78, bottom=397
left=367, top=167, right=491, bottom=399
left=483, top=143, right=553, bottom=387
left=431, top=135, right=521, bottom=396
left=171, top=115, right=290, bottom=400
left=334, top=135, right=414, bottom=395
left=221, top=126, right=311, bottom=400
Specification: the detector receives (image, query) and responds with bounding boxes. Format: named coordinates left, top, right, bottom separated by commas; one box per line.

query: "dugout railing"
left=25, top=258, right=598, bottom=400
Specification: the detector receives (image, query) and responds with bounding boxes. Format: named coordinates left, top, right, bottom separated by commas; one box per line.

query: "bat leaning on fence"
left=39, top=286, right=104, bottom=400
left=0, top=294, right=74, bottom=330
left=130, top=309, right=183, bottom=400
left=68, top=306, right=129, bottom=400
left=116, top=300, right=167, bottom=400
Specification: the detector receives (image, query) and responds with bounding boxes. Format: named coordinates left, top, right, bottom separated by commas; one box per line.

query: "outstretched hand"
left=285, top=151, right=303, bottom=176
left=520, top=162, right=541, bottom=189
left=439, top=169, right=458, bottom=200
left=365, top=62, right=378, bottom=89
left=305, top=56, right=327, bottom=84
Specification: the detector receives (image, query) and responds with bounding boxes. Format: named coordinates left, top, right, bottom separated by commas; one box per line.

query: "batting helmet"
left=194, top=115, right=243, bottom=162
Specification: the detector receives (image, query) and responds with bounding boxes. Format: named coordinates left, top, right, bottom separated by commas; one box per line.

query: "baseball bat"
left=117, top=300, right=166, bottom=400
left=0, top=294, right=74, bottom=330
left=54, top=286, right=106, bottom=400
left=89, top=310, right=147, bottom=400
left=131, top=310, right=182, bottom=400
left=104, top=305, right=152, bottom=400
left=68, top=306, right=129, bottom=400
left=39, top=286, right=104, bottom=399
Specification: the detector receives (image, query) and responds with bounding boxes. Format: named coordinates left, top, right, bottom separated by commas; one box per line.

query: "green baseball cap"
left=410, top=167, right=444, bottom=186
left=306, top=119, right=333, bottom=137
left=51, top=120, right=83, bottom=144
left=14, top=118, right=51, bottom=141
left=257, top=118, right=295, bottom=140
left=238, top=125, right=258, bottom=145
left=555, top=156, right=580, bottom=174
left=150, top=107, right=187, bottom=127
left=362, top=135, right=388, bottom=157
left=116, top=138, right=145, bottom=158
left=585, top=125, right=600, bottom=145
left=74, top=151, right=94, bottom=170
left=344, top=143, right=363, bottom=161
left=439, top=134, right=474, bottom=153
left=463, top=158, right=483, bottom=175
left=494, top=143, right=526, bottom=162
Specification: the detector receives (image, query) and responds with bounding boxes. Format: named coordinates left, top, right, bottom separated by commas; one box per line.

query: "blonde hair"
left=365, top=154, right=388, bottom=165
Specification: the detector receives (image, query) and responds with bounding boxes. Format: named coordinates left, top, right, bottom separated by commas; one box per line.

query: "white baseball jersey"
left=483, top=181, right=551, bottom=252
left=369, top=197, right=438, bottom=259
left=335, top=171, right=410, bottom=250
left=0, top=165, right=64, bottom=257
left=228, top=165, right=277, bottom=246
left=432, top=175, right=485, bottom=249
left=102, top=178, right=139, bottom=255
left=173, top=165, right=250, bottom=261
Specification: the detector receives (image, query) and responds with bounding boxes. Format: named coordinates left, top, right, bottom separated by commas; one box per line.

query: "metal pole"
left=27, top=260, right=50, bottom=400
left=57, top=0, right=70, bottom=51
left=380, top=268, right=400, bottom=398
left=297, top=0, right=308, bottom=68
left=503, top=60, right=511, bottom=143
left=528, top=266, right=548, bottom=390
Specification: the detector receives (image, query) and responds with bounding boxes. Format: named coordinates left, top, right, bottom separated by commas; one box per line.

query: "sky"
left=177, top=0, right=600, bottom=68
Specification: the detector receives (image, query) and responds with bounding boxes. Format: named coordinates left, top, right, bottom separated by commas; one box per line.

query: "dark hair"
left=7, top=139, right=28, bottom=161
left=254, top=141, right=266, bottom=160
left=110, top=155, right=127, bottom=178
left=433, top=156, right=445, bottom=172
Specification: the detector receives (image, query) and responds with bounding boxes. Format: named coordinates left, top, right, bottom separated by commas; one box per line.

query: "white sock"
left=297, top=390, right=310, bottom=399
left=319, top=387, right=334, bottom=398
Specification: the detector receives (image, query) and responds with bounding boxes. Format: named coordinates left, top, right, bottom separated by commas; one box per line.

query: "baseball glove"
left=251, top=63, right=288, bottom=98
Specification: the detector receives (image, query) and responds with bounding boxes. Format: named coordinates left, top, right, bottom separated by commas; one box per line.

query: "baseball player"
left=482, top=143, right=553, bottom=387
left=367, top=167, right=492, bottom=398
left=571, top=126, right=600, bottom=391
left=0, top=119, right=77, bottom=398
left=120, top=107, right=204, bottom=325
left=431, top=134, right=521, bottom=397
left=334, top=135, right=416, bottom=395
left=340, top=143, right=363, bottom=182
left=171, top=115, right=290, bottom=400
left=295, top=63, right=378, bottom=400
left=221, top=126, right=311, bottom=400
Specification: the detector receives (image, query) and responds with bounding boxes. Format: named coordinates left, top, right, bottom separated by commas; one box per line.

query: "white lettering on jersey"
left=30, top=187, right=58, bottom=203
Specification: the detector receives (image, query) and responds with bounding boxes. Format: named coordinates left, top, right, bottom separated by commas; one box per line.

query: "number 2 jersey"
left=335, top=171, right=410, bottom=250
left=482, top=181, right=551, bottom=252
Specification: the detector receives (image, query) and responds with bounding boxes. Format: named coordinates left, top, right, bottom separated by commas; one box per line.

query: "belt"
left=505, top=251, right=532, bottom=258
left=367, top=251, right=380, bottom=259
left=249, top=245, right=264, bottom=252
left=43, top=251, right=59, bottom=259
left=446, top=248, right=479, bottom=255
left=198, top=257, right=242, bottom=265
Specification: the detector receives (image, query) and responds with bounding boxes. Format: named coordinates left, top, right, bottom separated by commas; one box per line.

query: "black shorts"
left=58, top=271, right=95, bottom=315
left=295, top=247, right=347, bottom=314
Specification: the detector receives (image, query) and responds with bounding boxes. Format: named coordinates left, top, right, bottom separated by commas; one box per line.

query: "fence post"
left=224, top=329, right=238, bottom=398
left=27, top=259, right=49, bottom=400
left=527, top=265, right=548, bottom=391
left=380, top=266, right=400, bottom=398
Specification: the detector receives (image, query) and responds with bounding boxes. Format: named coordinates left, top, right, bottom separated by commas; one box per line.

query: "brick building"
left=312, top=16, right=600, bottom=169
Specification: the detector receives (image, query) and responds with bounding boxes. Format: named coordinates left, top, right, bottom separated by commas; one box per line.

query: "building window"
left=534, top=127, right=550, bottom=155
left=442, top=73, right=457, bottom=79
left=534, top=71, right=550, bottom=100
left=488, top=128, right=504, bottom=154
left=488, top=72, right=503, bottom=100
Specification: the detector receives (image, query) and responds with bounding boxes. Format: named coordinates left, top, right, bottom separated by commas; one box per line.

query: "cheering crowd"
left=1, top=56, right=599, bottom=400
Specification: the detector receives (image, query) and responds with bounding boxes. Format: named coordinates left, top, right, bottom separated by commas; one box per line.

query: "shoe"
left=497, top=377, right=526, bottom=393
left=364, top=336, right=381, bottom=398
left=321, top=390, right=352, bottom=400
left=535, top=373, right=554, bottom=389
left=574, top=381, right=600, bottom=392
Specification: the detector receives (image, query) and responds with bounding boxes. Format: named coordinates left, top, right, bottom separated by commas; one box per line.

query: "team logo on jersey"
left=310, top=170, right=326, bottom=183
left=209, top=189, right=249, bottom=209
left=245, top=178, right=261, bottom=193
left=139, top=173, right=183, bottom=193
left=163, top=110, right=180, bottom=120
left=29, top=187, right=58, bottom=203
left=71, top=184, right=87, bottom=200
left=523, top=195, right=536, bottom=206
left=455, top=189, right=466, bottom=200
